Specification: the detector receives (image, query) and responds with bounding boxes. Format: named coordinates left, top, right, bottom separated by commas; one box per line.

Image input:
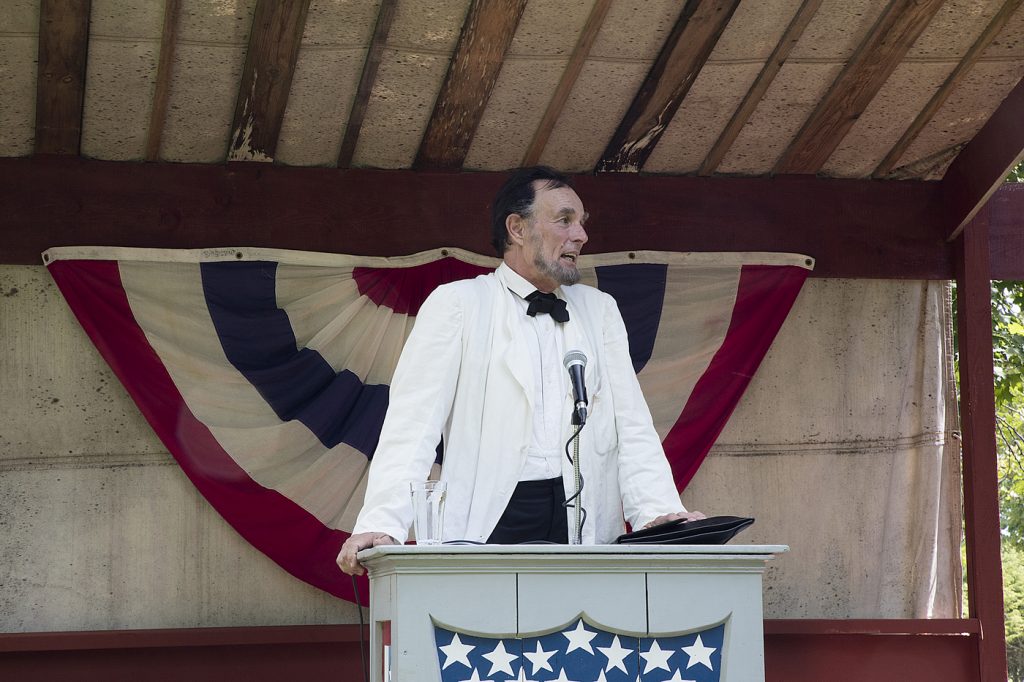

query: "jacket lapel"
left=560, top=294, right=599, bottom=398
left=494, top=271, right=534, bottom=409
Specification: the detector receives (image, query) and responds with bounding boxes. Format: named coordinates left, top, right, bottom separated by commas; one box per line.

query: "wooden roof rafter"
left=145, top=0, right=182, bottom=162
left=698, top=0, right=822, bottom=176
left=521, top=0, right=612, bottom=166
left=942, top=76, right=1024, bottom=240
left=336, top=0, right=397, bottom=169
left=596, top=0, right=741, bottom=173
left=34, top=0, right=91, bottom=156
left=227, top=0, right=311, bottom=163
left=874, top=0, right=1024, bottom=179
left=773, top=0, right=945, bottom=175
left=414, top=0, right=529, bottom=170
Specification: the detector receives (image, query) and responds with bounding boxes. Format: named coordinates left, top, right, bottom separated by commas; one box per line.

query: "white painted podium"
left=360, top=544, right=786, bottom=682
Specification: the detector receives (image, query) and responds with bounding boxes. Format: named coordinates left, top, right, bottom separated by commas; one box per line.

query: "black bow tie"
left=525, top=291, right=569, bottom=323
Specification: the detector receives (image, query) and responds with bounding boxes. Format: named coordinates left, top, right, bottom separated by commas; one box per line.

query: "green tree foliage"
left=992, top=281, right=1024, bottom=543
left=995, top=164, right=1024, bottom=679
left=1005, top=543, right=1024, bottom=681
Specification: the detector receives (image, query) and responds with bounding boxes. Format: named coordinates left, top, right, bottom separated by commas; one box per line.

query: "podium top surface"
left=359, top=543, right=788, bottom=562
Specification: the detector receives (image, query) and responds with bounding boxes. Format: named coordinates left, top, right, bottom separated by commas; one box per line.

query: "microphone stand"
left=570, top=409, right=583, bottom=545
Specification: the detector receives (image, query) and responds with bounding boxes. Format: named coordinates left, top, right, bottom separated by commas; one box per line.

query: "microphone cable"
left=351, top=575, right=370, bottom=682
left=562, top=423, right=587, bottom=542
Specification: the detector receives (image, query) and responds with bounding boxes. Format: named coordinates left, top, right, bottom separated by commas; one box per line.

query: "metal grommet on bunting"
left=235, top=252, right=243, bottom=260
left=628, top=252, right=636, bottom=259
left=441, top=249, right=449, bottom=257
left=805, top=258, right=813, bottom=267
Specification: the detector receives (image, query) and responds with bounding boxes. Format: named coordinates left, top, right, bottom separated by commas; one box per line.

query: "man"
left=338, top=167, right=703, bottom=576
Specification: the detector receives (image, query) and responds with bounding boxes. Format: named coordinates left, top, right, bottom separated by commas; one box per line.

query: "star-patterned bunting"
left=434, top=619, right=724, bottom=681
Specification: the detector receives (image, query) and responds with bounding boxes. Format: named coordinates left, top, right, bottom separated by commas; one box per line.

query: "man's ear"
left=506, top=213, right=527, bottom=247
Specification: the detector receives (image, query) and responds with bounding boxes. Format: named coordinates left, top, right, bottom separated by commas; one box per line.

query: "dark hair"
left=490, top=166, right=573, bottom=256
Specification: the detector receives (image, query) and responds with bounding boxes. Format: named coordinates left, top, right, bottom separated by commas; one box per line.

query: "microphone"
left=563, top=350, right=588, bottom=425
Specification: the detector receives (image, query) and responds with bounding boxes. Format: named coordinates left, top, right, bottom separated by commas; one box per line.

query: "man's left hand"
left=642, top=510, right=706, bottom=530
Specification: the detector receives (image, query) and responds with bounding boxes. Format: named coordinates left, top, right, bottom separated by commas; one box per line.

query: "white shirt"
left=501, top=264, right=568, bottom=481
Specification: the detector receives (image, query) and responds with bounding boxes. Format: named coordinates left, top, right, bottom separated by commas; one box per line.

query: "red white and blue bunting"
left=44, top=246, right=811, bottom=603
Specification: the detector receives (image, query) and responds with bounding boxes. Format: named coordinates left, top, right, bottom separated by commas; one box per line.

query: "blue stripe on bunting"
left=201, top=261, right=387, bottom=457
left=594, top=263, right=667, bottom=373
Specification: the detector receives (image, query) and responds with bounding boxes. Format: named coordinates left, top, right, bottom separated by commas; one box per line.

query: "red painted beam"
left=764, top=618, right=981, bottom=635
left=989, top=182, right=1024, bottom=279
left=942, top=76, right=1024, bottom=240
left=0, top=157, right=952, bottom=278
left=0, top=622, right=985, bottom=681
left=955, top=205, right=1009, bottom=682
left=765, top=631, right=978, bottom=682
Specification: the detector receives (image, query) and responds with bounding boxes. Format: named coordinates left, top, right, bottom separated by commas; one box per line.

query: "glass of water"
left=410, top=480, right=446, bottom=545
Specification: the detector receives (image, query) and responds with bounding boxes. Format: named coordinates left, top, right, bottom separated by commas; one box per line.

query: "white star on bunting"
left=640, top=640, right=674, bottom=673
left=516, top=665, right=538, bottom=682
left=596, top=634, right=631, bottom=673
left=551, top=668, right=581, bottom=682
left=666, top=670, right=697, bottom=682
left=682, top=633, right=716, bottom=670
left=482, top=641, right=517, bottom=676
left=440, top=632, right=475, bottom=670
left=456, top=669, right=486, bottom=682
left=523, top=641, right=556, bottom=675
left=562, top=620, right=598, bottom=654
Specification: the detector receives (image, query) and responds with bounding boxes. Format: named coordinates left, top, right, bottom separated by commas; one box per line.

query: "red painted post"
left=955, top=203, right=1008, bottom=682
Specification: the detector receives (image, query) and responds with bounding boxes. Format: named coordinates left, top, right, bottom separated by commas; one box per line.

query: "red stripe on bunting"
left=663, top=264, right=809, bottom=490
left=353, top=257, right=491, bottom=315
left=47, top=260, right=363, bottom=604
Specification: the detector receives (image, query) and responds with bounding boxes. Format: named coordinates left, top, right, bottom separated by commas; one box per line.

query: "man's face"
left=518, top=182, right=589, bottom=292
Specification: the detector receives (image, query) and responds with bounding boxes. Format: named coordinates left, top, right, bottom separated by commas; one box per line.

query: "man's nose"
left=571, top=222, right=588, bottom=245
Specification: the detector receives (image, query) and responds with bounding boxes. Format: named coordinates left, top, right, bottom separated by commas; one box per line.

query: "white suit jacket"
left=353, top=263, right=685, bottom=544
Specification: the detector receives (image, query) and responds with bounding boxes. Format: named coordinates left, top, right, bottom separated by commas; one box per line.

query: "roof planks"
left=699, top=0, right=822, bottom=176
left=337, top=0, right=397, bottom=169
left=596, top=0, right=741, bottom=173
left=942, top=76, right=1024, bottom=241
left=228, top=0, right=311, bottom=162
left=145, top=0, right=182, bottom=162
left=522, top=0, right=612, bottom=166
left=414, top=0, right=528, bottom=170
left=874, top=0, right=1024, bottom=178
left=774, top=0, right=945, bottom=175
left=35, top=0, right=91, bottom=155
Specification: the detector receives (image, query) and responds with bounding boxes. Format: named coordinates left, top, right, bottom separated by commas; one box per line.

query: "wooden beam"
left=521, top=0, right=612, bottom=166
left=0, top=621, right=984, bottom=681
left=596, top=0, right=740, bottom=173
left=874, top=0, right=1023, bottom=178
left=955, top=206, right=1009, bottom=682
left=0, top=156, right=952, bottom=279
left=698, top=0, right=822, bottom=176
left=774, top=0, right=944, bottom=175
left=414, top=0, right=528, bottom=170
left=336, top=0, right=397, bottom=169
left=34, top=0, right=91, bottom=155
left=941, top=76, right=1024, bottom=241
left=145, top=0, right=182, bottom=162
left=227, top=0, right=311, bottom=162
left=989, top=182, right=1024, bottom=279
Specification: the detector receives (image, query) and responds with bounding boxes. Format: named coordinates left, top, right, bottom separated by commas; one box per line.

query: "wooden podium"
left=360, top=544, right=786, bottom=681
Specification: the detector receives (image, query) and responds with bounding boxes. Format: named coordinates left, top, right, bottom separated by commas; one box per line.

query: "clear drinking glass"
left=410, top=480, right=446, bottom=545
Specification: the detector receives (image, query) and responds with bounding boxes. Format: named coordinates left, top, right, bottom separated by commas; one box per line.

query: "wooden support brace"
left=955, top=204, right=1009, bottom=682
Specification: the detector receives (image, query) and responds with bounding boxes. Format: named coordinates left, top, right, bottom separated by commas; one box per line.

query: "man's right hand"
left=337, top=532, right=398, bottom=576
